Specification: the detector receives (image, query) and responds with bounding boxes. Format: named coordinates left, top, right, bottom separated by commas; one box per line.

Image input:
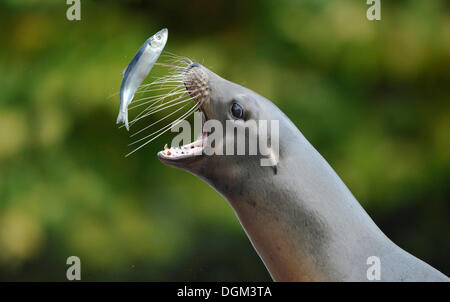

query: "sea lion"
left=157, top=63, right=449, bottom=281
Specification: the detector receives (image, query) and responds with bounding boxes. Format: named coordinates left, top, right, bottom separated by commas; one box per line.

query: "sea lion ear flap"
left=258, top=120, right=280, bottom=174
left=260, top=148, right=279, bottom=175
left=259, top=119, right=279, bottom=174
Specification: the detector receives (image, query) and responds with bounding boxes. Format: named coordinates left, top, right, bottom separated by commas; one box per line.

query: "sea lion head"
left=157, top=63, right=290, bottom=187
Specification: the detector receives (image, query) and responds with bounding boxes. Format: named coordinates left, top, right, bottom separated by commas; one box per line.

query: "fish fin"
left=116, top=111, right=130, bottom=131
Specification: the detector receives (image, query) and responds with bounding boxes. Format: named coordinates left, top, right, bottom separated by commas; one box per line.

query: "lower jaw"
left=157, top=134, right=206, bottom=161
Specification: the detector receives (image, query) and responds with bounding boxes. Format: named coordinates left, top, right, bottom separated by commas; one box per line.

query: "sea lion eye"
left=231, top=102, right=243, bottom=119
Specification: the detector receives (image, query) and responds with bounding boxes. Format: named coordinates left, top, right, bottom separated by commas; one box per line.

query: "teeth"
left=160, top=110, right=208, bottom=159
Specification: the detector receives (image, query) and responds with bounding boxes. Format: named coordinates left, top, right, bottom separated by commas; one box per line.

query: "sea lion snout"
left=184, top=63, right=209, bottom=105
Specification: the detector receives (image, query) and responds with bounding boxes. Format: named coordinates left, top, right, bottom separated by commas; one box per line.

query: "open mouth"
left=157, top=63, right=209, bottom=162
left=157, top=109, right=208, bottom=161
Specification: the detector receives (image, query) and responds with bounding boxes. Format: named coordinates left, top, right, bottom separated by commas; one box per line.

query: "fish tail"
left=116, top=111, right=130, bottom=131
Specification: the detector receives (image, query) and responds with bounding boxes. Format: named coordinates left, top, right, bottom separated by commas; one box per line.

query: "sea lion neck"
left=207, top=126, right=386, bottom=281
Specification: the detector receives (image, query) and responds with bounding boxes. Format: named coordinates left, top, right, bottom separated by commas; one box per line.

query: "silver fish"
left=117, top=28, right=168, bottom=130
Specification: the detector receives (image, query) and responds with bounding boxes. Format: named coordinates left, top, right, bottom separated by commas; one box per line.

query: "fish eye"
left=156, top=35, right=161, bottom=41
left=231, top=102, right=244, bottom=119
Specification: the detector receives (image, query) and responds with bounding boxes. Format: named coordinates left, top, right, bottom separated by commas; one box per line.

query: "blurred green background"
left=0, top=0, right=449, bottom=281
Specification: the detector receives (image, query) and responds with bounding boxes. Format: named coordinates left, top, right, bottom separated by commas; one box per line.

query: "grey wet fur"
left=158, top=64, right=449, bottom=282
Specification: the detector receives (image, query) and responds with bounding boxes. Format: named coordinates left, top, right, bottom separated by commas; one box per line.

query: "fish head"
left=150, top=28, right=168, bottom=49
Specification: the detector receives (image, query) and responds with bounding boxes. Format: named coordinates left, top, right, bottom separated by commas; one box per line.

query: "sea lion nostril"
left=186, top=62, right=200, bottom=71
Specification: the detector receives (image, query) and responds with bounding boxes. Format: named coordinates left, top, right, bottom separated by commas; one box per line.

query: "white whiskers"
left=116, top=53, right=201, bottom=157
